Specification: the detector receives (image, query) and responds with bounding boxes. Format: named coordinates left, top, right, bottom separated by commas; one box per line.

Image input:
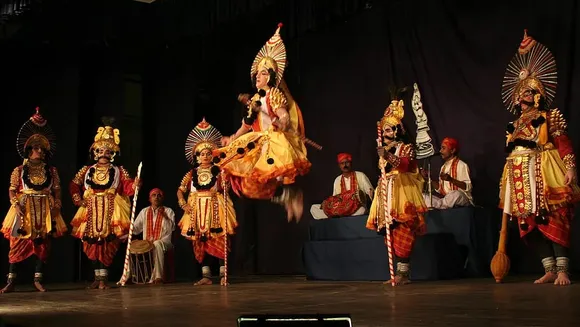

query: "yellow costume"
left=498, top=30, right=579, bottom=278
left=1, top=108, right=67, bottom=293
left=178, top=119, right=237, bottom=283
left=69, top=118, right=135, bottom=286
left=366, top=99, right=427, bottom=280
left=215, top=23, right=311, bottom=221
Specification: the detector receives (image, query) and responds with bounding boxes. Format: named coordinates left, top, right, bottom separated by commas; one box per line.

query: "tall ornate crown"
left=91, top=117, right=120, bottom=152
left=502, top=29, right=557, bottom=114
left=185, top=118, right=223, bottom=165
left=250, top=23, right=287, bottom=87
left=16, top=107, right=56, bottom=159
left=380, top=100, right=405, bottom=130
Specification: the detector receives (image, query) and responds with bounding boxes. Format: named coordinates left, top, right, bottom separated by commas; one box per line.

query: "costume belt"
left=196, top=190, right=217, bottom=197
left=21, top=189, right=49, bottom=197
left=508, top=147, right=539, bottom=158
left=86, top=188, right=116, bottom=197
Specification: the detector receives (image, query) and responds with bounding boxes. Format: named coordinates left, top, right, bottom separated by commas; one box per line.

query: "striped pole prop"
left=117, top=162, right=143, bottom=286
left=221, top=171, right=229, bottom=286
left=377, top=123, right=395, bottom=287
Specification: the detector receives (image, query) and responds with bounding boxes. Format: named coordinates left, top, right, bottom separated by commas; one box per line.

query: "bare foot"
left=194, top=277, right=212, bottom=286
left=220, top=277, right=229, bottom=286
left=554, top=272, right=571, bottom=286
left=86, top=280, right=100, bottom=289
left=33, top=281, right=47, bottom=292
left=0, top=282, right=15, bottom=294
left=98, top=281, right=110, bottom=289
left=285, top=203, right=295, bottom=222
left=291, top=190, right=304, bottom=223
left=383, top=275, right=411, bottom=286
left=534, top=272, right=557, bottom=284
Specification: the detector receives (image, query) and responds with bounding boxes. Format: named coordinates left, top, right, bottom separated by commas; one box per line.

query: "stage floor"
left=0, top=276, right=578, bottom=327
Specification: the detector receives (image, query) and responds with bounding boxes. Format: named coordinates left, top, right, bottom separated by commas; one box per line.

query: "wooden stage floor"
left=0, top=276, right=578, bottom=327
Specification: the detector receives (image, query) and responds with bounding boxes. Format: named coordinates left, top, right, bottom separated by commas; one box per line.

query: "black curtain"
left=2, top=0, right=580, bottom=282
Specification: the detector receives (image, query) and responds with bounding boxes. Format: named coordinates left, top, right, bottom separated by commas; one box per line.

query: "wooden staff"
left=490, top=212, right=510, bottom=283
left=117, top=162, right=143, bottom=286
left=377, top=123, right=395, bottom=287
left=221, top=170, right=229, bottom=286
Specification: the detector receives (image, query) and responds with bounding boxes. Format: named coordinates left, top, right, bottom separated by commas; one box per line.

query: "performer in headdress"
left=1, top=108, right=67, bottom=293
left=366, top=96, right=427, bottom=286
left=217, top=23, right=311, bottom=222
left=69, top=117, right=140, bottom=289
left=177, top=118, right=238, bottom=286
left=499, top=30, right=579, bottom=286
left=310, top=153, right=374, bottom=219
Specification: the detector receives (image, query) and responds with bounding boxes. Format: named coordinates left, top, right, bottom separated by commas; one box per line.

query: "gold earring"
left=534, top=94, right=541, bottom=108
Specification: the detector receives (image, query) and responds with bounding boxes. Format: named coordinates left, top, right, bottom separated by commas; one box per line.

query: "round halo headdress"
left=185, top=118, right=223, bottom=165
left=16, top=107, right=57, bottom=159
left=502, top=29, right=557, bottom=114
left=250, top=23, right=287, bottom=88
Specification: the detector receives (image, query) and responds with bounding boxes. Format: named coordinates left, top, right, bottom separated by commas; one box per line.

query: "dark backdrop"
left=1, top=0, right=580, bottom=283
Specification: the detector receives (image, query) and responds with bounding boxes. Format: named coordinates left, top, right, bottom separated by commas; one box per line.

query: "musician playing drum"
left=310, top=153, right=374, bottom=219
left=132, top=188, right=175, bottom=284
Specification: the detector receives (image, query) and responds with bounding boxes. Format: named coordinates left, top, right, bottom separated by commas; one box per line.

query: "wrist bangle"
left=10, top=197, right=18, bottom=206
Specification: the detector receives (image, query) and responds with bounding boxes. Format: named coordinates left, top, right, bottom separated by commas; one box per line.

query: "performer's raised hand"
left=132, top=178, right=142, bottom=192
left=564, top=169, right=577, bottom=186
left=221, top=136, right=231, bottom=146
left=377, top=146, right=385, bottom=158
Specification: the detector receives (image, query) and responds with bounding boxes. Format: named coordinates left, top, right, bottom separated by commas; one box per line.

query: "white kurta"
left=133, top=206, right=175, bottom=282
left=310, top=171, right=374, bottom=219
left=424, top=158, right=473, bottom=209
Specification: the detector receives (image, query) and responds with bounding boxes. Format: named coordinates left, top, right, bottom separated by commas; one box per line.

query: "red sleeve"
left=553, top=134, right=575, bottom=159
left=397, top=157, right=411, bottom=173
left=69, top=181, right=82, bottom=197
left=119, top=166, right=135, bottom=197
left=70, top=166, right=89, bottom=205
left=394, top=144, right=416, bottom=173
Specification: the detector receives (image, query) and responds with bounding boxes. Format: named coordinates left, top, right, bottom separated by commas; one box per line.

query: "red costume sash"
left=321, top=172, right=362, bottom=218
left=438, top=157, right=460, bottom=196
left=146, top=207, right=165, bottom=241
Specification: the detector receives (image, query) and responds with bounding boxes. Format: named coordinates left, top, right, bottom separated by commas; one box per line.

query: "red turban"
left=337, top=153, right=352, bottom=163
left=149, top=188, right=164, bottom=198
left=442, top=137, right=459, bottom=152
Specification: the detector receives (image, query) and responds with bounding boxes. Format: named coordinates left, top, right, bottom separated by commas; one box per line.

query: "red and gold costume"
left=177, top=119, right=237, bottom=285
left=69, top=118, right=135, bottom=286
left=1, top=108, right=67, bottom=293
left=215, top=23, right=311, bottom=221
left=366, top=99, right=427, bottom=280
left=499, top=30, right=580, bottom=279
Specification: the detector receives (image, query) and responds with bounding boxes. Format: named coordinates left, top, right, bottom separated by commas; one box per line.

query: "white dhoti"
left=310, top=204, right=366, bottom=220
left=151, top=240, right=173, bottom=282
left=423, top=190, right=471, bottom=210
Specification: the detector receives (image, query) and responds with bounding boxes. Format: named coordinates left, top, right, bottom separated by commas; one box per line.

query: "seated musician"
left=310, top=153, right=374, bottom=219
left=132, top=188, right=175, bottom=284
left=421, top=137, right=473, bottom=209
